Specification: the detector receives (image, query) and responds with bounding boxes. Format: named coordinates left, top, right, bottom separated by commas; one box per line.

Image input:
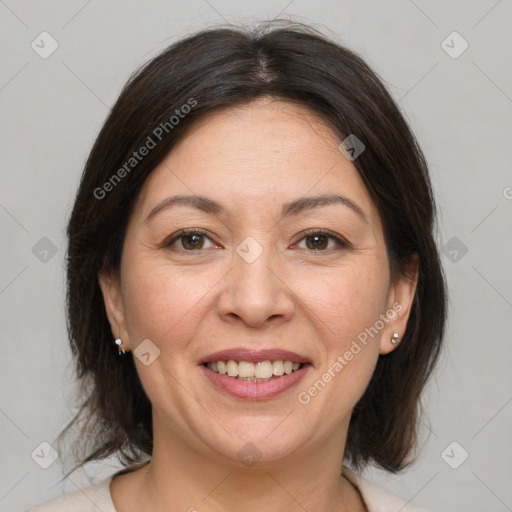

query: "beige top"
left=25, top=466, right=427, bottom=512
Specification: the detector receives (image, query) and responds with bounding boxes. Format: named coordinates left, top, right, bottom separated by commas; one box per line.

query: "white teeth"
left=238, top=361, right=254, bottom=378
left=255, top=361, right=273, bottom=379
left=217, top=361, right=227, bottom=375
left=226, top=360, right=239, bottom=377
left=205, top=359, right=304, bottom=378
left=272, top=360, right=284, bottom=376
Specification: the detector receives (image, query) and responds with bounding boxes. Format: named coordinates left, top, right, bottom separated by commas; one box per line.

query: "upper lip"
left=199, top=347, right=312, bottom=365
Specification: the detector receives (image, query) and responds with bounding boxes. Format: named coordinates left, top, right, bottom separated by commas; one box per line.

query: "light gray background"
left=1, top=1, right=511, bottom=511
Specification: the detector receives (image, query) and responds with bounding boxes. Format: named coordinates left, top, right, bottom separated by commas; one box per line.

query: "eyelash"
left=163, top=228, right=350, bottom=254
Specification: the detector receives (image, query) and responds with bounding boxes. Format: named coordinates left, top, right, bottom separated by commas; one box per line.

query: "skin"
left=99, top=97, right=418, bottom=512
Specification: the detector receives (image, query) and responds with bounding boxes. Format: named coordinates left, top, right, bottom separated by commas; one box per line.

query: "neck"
left=135, top=414, right=365, bottom=512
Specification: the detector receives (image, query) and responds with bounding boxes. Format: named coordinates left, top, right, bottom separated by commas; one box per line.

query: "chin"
left=202, top=421, right=308, bottom=465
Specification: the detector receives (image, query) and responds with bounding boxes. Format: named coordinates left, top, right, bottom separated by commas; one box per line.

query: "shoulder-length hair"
left=58, top=20, right=446, bottom=479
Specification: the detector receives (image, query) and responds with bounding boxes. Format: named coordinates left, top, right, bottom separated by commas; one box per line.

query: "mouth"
left=199, top=348, right=312, bottom=400
left=202, top=360, right=306, bottom=381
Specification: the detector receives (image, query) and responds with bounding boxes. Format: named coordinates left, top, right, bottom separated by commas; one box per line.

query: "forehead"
left=133, top=98, right=378, bottom=223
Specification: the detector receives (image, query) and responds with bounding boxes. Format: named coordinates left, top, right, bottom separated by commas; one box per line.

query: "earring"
left=391, top=332, right=400, bottom=346
left=115, top=338, right=125, bottom=355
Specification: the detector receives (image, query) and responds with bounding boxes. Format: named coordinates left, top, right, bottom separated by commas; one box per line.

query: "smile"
left=200, top=361, right=311, bottom=400
left=204, top=360, right=303, bottom=380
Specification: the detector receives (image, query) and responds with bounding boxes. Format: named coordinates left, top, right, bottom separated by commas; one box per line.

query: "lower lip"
left=199, top=364, right=311, bottom=400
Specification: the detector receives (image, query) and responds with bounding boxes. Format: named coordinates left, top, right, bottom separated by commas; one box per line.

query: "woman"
left=27, top=21, right=446, bottom=512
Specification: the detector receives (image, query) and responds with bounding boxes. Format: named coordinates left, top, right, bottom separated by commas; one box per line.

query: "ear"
left=379, top=254, right=419, bottom=355
left=98, top=268, right=130, bottom=349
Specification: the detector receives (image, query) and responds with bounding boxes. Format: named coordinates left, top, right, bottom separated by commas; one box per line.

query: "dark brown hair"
left=58, top=20, right=446, bottom=479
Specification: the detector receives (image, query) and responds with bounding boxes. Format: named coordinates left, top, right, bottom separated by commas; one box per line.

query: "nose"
left=216, top=243, right=295, bottom=329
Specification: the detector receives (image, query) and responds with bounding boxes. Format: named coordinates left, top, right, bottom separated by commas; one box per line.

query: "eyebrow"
left=282, top=194, right=367, bottom=223
left=145, top=193, right=368, bottom=224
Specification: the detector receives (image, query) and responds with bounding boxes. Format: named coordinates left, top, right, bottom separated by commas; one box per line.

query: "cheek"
left=122, top=259, right=218, bottom=348
left=295, top=259, right=389, bottom=343
left=294, top=265, right=386, bottom=424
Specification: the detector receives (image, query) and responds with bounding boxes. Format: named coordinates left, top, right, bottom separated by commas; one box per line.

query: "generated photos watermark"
left=297, top=301, right=403, bottom=405
left=93, top=97, right=198, bottom=200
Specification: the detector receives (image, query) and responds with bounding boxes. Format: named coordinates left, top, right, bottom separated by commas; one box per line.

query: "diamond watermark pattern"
left=134, top=338, right=161, bottom=366
left=236, top=236, right=263, bottom=264
left=442, top=236, right=468, bottom=263
left=338, top=134, right=365, bottom=161
left=441, top=441, right=469, bottom=469
left=31, top=441, right=58, bottom=469
left=31, top=31, right=59, bottom=59
left=441, top=31, right=469, bottom=59
left=237, top=442, right=262, bottom=467
left=32, top=237, right=58, bottom=263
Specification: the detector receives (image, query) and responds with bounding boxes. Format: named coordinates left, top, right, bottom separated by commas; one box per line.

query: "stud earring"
left=391, top=332, right=400, bottom=346
left=115, top=338, right=125, bottom=355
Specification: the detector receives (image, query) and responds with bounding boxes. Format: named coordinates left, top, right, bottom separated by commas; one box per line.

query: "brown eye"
left=305, top=234, right=329, bottom=250
left=181, top=233, right=205, bottom=250
left=165, top=230, right=218, bottom=251
left=294, top=230, right=348, bottom=252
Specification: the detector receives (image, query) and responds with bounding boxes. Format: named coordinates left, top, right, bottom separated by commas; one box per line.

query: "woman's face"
left=100, top=98, right=416, bottom=466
